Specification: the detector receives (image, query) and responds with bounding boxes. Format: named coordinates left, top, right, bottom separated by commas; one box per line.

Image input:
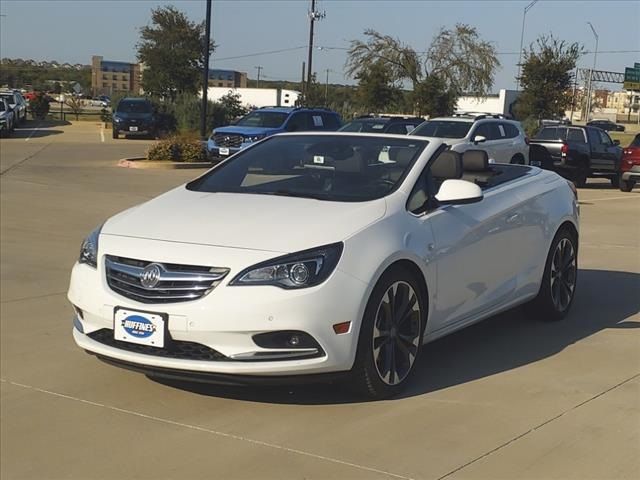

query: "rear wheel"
left=350, top=266, right=425, bottom=399
left=524, top=227, right=578, bottom=321
left=620, top=178, right=635, bottom=192
left=510, top=154, right=525, bottom=165
left=572, top=167, right=588, bottom=188
left=112, top=128, right=118, bottom=139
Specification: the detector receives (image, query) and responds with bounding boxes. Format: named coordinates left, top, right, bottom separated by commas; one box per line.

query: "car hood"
left=102, top=187, right=386, bottom=253
left=213, top=126, right=281, bottom=136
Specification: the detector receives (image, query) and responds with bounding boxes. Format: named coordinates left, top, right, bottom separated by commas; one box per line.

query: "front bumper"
left=206, top=139, right=244, bottom=157
left=68, top=239, right=368, bottom=378
left=621, top=166, right=640, bottom=182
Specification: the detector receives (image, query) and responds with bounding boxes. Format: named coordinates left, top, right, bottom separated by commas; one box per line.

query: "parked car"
left=619, top=134, right=640, bottom=192
left=0, top=97, right=16, bottom=135
left=112, top=98, right=157, bottom=139
left=339, top=115, right=424, bottom=134
left=69, top=132, right=579, bottom=399
left=586, top=119, right=625, bottom=132
left=207, top=106, right=341, bottom=158
left=0, top=90, right=27, bottom=125
left=409, top=113, right=530, bottom=164
left=529, top=125, right=622, bottom=187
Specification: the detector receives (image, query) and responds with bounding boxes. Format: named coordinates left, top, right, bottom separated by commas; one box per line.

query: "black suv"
left=339, top=115, right=424, bottom=135
left=112, top=98, right=157, bottom=139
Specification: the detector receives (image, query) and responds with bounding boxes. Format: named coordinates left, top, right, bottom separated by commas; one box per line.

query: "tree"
left=137, top=6, right=214, bottom=100
left=413, top=75, right=457, bottom=117
left=299, top=74, right=326, bottom=107
left=346, top=25, right=499, bottom=116
left=355, top=61, right=399, bottom=112
left=65, top=95, right=83, bottom=120
left=515, top=35, right=583, bottom=120
left=218, top=91, right=248, bottom=122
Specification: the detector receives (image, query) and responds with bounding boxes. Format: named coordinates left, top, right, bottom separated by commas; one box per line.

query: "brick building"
left=208, top=69, right=247, bottom=88
left=91, top=56, right=143, bottom=96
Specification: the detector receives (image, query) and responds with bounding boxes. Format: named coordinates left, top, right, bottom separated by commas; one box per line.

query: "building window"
left=218, top=82, right=223, bottom=87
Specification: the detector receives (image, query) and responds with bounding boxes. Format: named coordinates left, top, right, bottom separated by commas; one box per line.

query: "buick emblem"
left=224, top=136, right=230, bottom=142
left=140, top=263, right=162, bottom=288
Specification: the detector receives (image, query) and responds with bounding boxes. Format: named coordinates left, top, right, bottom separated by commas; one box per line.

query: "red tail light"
left=561, top=144, right=568, bottom=156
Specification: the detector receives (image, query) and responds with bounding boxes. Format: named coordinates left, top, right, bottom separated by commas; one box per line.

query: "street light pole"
left=324, top=68, right=331, bottom=105
left=254, top=66, right=263, bottom=88
left=516, top=0, right=539, bottom=91
left=305, top=0, right=325, bottom=102
left=585, top=22, right=599, bottom=122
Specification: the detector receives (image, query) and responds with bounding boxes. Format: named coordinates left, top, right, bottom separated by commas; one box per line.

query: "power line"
left=213, top=46, right=306, bottom=62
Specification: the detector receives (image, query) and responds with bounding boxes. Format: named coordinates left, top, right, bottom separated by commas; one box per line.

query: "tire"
left=510, top=154, right=525, bottom=165
left=610, top=176, right=620, bottom=188
left=524, top=227, right=578, bottom=321
left=620, top=178, right=635, bottom=192
left=112, top=128, right=118, bottom=139
left=350, top=266, right=426, bottom=399
left=573, top=167, right=588, bottom=188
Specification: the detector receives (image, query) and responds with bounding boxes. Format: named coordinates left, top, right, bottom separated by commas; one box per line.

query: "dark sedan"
left=112, top=98, right=157, bottom=139
left=587, top=119, right=626, bottom=132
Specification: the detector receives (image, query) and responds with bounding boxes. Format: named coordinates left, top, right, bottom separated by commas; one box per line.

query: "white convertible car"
left=69, top=133, right=579, bottom=398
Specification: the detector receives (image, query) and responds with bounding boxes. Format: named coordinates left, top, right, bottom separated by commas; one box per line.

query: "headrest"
left=462, top=150, right=489, bottom=172
left=431, top=150, right=462, bottom=179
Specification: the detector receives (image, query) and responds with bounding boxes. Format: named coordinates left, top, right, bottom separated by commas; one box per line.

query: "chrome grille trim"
left=213, top=133, right=243, bottom=148
left=105, top=256, right=229, bottom=304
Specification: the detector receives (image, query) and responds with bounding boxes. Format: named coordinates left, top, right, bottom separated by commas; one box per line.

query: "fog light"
left=288, top=335, right=300, bottom=346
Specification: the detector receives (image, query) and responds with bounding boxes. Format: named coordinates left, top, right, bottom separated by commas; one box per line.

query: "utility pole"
left=569, top=67, right=579, bottom=122
left=585, top=22, right=599, bottom=123
left=306, top=0, right=325, bottom=99
left=324, top=68, right=331, bottom=105
left=200, top=0, right=212, bottom=140
left=516, top=0, right=539, bottom=91
left=301, top=61, right=306, bottom=97
left=254, top=66, right=263, bottom=88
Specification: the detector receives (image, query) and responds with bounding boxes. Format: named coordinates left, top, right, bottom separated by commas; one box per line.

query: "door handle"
left=506, top=213, right=520, bottom=224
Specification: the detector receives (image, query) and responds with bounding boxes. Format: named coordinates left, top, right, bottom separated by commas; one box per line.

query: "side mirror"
left=473, top=135, right=486, bottom=144
left=436, top=179, right=484, bottom=205
left=613, top=139, right=620, bottom=146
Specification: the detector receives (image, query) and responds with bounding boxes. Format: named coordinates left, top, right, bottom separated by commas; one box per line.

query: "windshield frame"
left=186, top=134, right=429, bottom=203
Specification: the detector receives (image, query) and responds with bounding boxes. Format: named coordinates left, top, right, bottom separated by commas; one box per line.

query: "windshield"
left=411, top=120, right=472, bottom=139
left=0, top=101, right=5, bottom=112
left=535, top=127, right=568, bottom=140
left=117, top=101, right=152, bottom=114
left=235, top=111, right=289, bottom=128
left=339, top=120, right=388, bottom=133
left=632, top=135, right=640, bottom=147
left=187, top=135, right=428, bottom=202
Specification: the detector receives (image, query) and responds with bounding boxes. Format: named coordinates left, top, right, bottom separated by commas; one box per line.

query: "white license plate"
left=218, top=147, right=230, bottom=156
left=129, top=126, right=139, bottom=132
left=530, top=160, right=542, bottom=167
left=114, top=308, right=165, bottom=348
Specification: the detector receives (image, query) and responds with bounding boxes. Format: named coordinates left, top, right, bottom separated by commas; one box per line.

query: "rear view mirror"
left=473, top=135, right=486, bottom=144
left=436, top=179, right=483, bottom=205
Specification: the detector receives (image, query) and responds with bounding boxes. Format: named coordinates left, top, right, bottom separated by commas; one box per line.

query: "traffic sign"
left=624, top=63, right=640, bottom=90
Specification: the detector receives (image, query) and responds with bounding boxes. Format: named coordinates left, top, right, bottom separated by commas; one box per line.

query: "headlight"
left=230, top=243, right=343, bottom=289
left=79, top=225, right=103, bottom=268
left=113, top=116, right=123, bottom=123
left=245, top=134, right=266, bottom=143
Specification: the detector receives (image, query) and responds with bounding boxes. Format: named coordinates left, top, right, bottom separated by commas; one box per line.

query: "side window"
left=598, top=129, right=613, bottom=145
left=474, top=123, right=500, bottom=141
left=285, top=113, right=307, bottom=132
left=567, top=129, right=586, bottom=143
left=320, top=113, right=340, bottom=130
left=587, top=128, right=602, bottom=146
left=503, top=123, right=520, bottom=138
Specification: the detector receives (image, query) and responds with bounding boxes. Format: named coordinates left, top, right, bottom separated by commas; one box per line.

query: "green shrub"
left=147, top=134, right=206, bottom=162
left=521, top=117, right=541, bottom=138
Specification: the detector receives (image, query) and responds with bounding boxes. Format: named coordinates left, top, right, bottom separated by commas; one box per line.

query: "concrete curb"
left=117, top=157, right=215, bottom=170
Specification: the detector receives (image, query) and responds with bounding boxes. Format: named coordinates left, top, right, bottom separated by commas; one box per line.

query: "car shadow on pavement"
left=7, top=120, right=68, bottom=139
left=151, top=269, right=640, bottom=404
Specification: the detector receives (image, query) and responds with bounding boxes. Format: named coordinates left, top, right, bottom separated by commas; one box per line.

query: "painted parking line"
left=100, top=126, right=105, bottom=143
left=24, top=123, right=41, bottom=142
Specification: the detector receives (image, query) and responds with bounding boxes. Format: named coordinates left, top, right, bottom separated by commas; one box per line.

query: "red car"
left=620, top=134, right=640, bottom=192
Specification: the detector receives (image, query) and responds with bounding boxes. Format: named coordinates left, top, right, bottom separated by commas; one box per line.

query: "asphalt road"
left=1, top=121, right=639, bottom=480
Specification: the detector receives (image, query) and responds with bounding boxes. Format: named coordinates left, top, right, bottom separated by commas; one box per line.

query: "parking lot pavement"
left=1, top=124, right=638, bottom=480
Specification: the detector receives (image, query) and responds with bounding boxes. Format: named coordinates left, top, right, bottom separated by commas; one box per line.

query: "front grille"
left=213, top=134, right=243, bottom=148
left=105, top=256, right=229, bottom=304
left=88, top=329, right=228, bottom=361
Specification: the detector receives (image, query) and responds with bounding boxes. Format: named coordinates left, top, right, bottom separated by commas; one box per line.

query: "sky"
left=1, top=0, right=638, bottom=91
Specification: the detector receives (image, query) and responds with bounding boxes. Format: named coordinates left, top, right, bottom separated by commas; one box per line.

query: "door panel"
left=426, top=188, right=524, bottom=332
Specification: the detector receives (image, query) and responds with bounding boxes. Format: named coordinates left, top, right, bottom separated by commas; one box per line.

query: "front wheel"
left=620, top=178, right=635, bottom=192
left=524, top=227, right=578, bottom=321
left=350, top=266, right=425, bottom=399
left=610, top=176, right=620, bottom=188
